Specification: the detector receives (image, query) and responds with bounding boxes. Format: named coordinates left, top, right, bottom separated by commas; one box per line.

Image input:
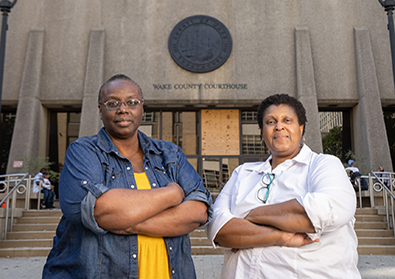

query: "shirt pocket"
left=102, top=162, right=121, bottom=189
left=153, top=163, right=176, bottom=187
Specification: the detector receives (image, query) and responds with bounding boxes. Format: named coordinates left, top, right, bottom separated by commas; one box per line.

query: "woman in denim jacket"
left=43, top=74, right=213, bottom=279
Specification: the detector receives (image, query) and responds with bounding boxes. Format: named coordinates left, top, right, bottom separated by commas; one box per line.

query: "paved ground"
left=0, top=254, right=394, bottom=278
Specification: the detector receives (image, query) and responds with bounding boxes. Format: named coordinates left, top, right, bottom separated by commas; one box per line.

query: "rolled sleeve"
left=59, top=139, right=111, bottom=233
left=297, top=194, right=337, bottom=240
left=298, top=155, right=356, bottom=239
left=81, top=182, right=111, bottom=235
left=206, top=206, right=235, bottom=248
left=184, top=190, right=213, bottom=228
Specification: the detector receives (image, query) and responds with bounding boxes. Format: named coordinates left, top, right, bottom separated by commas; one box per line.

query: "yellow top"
left=135, top=172, right=171, bottom=279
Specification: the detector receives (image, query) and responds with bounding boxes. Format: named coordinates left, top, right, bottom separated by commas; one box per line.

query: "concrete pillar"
left=354, top=27, right=393, bottom=172
left=295, top=27, right=322, bottom=153
left=78, top=28, right=105, bottom=138
left=6, top=29, right=45, bottom=174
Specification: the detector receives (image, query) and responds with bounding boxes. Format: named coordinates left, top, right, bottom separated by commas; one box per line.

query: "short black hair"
left=98, top=74, right=143, bottom=103
left=40, top=168, right=48, bottom=173
left=257, top=94, right=307, bottom=134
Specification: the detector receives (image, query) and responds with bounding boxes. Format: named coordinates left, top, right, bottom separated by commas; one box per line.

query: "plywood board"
left=201, top=109, right=240, bottom=155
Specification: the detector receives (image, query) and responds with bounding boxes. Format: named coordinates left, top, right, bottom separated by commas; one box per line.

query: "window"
left=140, top=112, right=160, bottom=139
left=241, top=110, right=269, bottom=155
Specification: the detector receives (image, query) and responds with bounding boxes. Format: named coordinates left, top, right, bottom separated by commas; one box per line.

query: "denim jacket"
left=43, top=128, right=213, bottom=279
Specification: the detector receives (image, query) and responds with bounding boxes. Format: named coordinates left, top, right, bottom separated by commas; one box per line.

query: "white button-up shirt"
left=206, top=145, right=361, bottom=279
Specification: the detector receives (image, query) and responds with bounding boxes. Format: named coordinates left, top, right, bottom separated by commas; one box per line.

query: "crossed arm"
left=214, top=199, right=317, bottom=249
left=94, top=182, right=208, bottom=237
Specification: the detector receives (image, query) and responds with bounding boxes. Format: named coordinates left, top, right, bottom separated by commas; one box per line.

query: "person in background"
left=206, top=94, right=360, bottom=278
left=377, top=165, right=390, bottom=188
left=345, top=159, right=359, bottom=173
left=32, top=167, right=48, bottom=209
left=41, top=172, right=56, bottom=209
left=345, top=159, right=368, bottom=193
left=43, top=74, right=213, bottom=278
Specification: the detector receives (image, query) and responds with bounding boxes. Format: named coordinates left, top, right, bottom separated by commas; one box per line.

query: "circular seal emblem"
left=168, top=15, right=232, bottom=73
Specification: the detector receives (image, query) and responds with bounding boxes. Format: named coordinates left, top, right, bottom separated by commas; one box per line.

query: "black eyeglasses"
left=257, top=172, right=275, bottom=204
left=99, top=99, right=144, bottom=110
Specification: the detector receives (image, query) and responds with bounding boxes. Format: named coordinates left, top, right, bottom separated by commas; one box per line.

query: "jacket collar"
left=96, top=128, right=118, bottom=154
left=96, top=127, right=162, bottom=156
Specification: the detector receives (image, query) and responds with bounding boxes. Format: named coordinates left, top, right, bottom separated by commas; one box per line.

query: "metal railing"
left=355, top=174, right=375, bottom=209
left=0, top=173, right=43, bottom=240
left=356, top=171, right=395, bottom=237
left=371, top=171, right=395, bottom=237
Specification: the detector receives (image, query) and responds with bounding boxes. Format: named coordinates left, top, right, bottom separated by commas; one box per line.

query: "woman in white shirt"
left=206, top=94, right=360, bottom=279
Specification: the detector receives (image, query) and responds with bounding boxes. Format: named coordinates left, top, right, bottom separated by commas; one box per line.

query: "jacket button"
left=152, top=183, right=156, bottom=187
left=127, top=167, right=131, bottom=170
left=133, top=254, right=137, bottom=258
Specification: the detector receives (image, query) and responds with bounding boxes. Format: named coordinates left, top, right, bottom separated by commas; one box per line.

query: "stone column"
left=78, top=28, right=105, bottom=138
left=7, top=29, right=45, bottom=174
left=354, top=27, right=393, bottom=172
left=295, top=27, right=322, bottom=153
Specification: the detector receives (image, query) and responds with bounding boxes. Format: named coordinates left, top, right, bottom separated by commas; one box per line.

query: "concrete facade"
left=2, top=0, right=394, bottom=174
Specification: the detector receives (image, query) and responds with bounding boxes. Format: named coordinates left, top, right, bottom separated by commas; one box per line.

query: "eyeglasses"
left=99, top=99, right=144, bottom=110
left=257, top=172, right=275, bottom=204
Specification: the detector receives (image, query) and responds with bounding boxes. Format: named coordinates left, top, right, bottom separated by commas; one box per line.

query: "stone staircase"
left=190, top=229, right=225, bottom=255
left=355, top=208, right=395, bottom=255
left=0, top=207, right=394, bottom=257
left=0, top=209, right=62, bottom=257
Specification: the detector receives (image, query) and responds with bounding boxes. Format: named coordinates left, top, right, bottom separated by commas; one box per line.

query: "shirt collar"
left=244, top=144, right=311, bottom=174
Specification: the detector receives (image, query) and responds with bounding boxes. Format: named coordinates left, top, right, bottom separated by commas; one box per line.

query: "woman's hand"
left=229, top=231, right=318, bottom=253
left=280, top=232, right=319, bottom=247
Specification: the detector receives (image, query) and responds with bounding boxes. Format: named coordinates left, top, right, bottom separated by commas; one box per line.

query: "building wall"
left=2, top=0, right=394, bottom=173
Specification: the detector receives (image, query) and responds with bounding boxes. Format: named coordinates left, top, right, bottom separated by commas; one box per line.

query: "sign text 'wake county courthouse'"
left=152, top=84, right=248, bottom=90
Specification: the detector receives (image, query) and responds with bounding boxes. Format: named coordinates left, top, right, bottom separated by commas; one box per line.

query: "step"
left=11, top=223, right=58, bottom=232
left=0, top=247, right=51, bottom=257
left=355, top=229, right=394, bottom=238
left=355, top=215, right=385, bottom=222
left=358, top=237, right=395, bottom=245
left=190, top=237, right=212, bottom=246
left=190, top=230, right=206, bottom=237
left=22, top=209, right=62, bottom=217
left=191, top=246, right=225, bottom=255
left=0, top=238, right=53, bottom=248
left=357, top=245, right=395, bottom=255
left=16, top=216, right=62, bottom=224
left=355, top=208, right=378, bottom=215
left=354, top=222, right=387, bottom=230
left=5, top=231, right=57, bottom=240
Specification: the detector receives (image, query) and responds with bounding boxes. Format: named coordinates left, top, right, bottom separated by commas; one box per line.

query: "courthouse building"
left=1, top=0, right=394, bottom=188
